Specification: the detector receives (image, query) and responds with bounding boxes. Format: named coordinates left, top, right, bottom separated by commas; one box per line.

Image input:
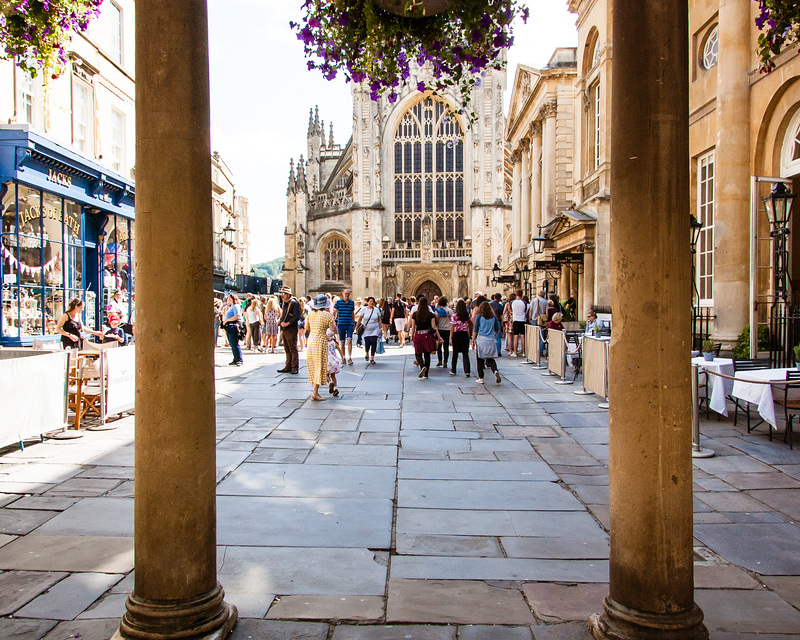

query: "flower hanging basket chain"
left=290, top=0, right=529, bottom=124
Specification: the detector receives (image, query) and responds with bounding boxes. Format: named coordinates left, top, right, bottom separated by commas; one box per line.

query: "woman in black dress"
left=56, top=298, right=103, bottom=349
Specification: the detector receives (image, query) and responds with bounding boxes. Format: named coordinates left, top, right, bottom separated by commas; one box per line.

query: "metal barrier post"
left=691, top=363, right=715, bottom=458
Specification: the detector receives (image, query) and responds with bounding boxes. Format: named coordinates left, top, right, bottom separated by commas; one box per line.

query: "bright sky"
left=207, top=0, right=578, bottom=263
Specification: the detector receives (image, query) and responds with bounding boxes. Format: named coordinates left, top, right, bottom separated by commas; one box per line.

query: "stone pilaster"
left=520, top=138, right=531, bottom=250
left=589, top=0, right=708, bottom=637
left=530, top=122, right=543, bottom=242
left=541, top=101, right=557, bottom=225
left=511, top=150, right=522, bottom=252
left=114, top=1, right=237, bottom=638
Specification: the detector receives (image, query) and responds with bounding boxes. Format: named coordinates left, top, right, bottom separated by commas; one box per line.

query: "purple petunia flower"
left=417, top=81, right=426, bottom=93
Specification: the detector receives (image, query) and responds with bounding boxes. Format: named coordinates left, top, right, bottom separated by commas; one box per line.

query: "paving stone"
left=693, top=478, right=737, bottom=492
left=523, top=582, right=608, bottom=622
left=694, top=491, right=771, bottom=513
left=694, top=523, right=800, bottom=575
left=0, top=618, right=59, bottom=640
left=277, top=418, right=326, bottom=431
left=395, top=534, right=503, bottom=557
left=529, top=622, right=594, bottom=640
left=41, top=619, right=121, bottom=640
left=218, top=463, right=396, bottom=499
left=0, top=532, right=15, bottom=547
left=695, top=588, right=800, bottom=633
left=759, top=575, right=800, bottom=609
left=16, top=571, right=122, bottom=620
left=43, top=478, right=121, bottom=498
left=746, top=488, right=800, bottom=519
left=359, top=433, right=399, bottom=445
left=570, top=485, right=610, bottom=506
left=358, top=420, right=401, bottom=433
left=391, top=556, right=608, bottom=582
left=0, top=492, right=19, bottom=507
left=246, top=448, right=310, bottom=463
left=107, top=480, right=134, bottom=497
left=692, top=456, right=775, bottom=474
left=305, top=444, right=397, bottom=466
left=552, top=414, right=609, bottom=428
left=218, top=496, right=392, bottom=547
left=398, top=460, right=555, bottom=481
left=32, top=498, right=133, bottom=537
left=0, top=535, right=134, bottom=572
left=229, top=619, right=329, bottom=640
left=0, top=508, right=57, bottom=534
left=715, top=472, right=800, bottom=490
left=0, top=570, right=68, bottom=615
left=267, top=595, right=384, bottom=621
left=387, top=578, right=535, bottom=624
left=317, top=432, right=361, bottom=444
left=5, top=496, right=81, bottom=511
left=693, top=564, right=760, bottom=589
left=77, top=592, right=128, bottom=619
left=497, top=426, right=559, bottom=438
left=3, top=464, right=83, bottom=484
left=398, top=480, right=582, bottom=511
left=501, top=535, right=608, bottom=560
left=457, top=625, right=533, bottom=640
left=332, top=625, right=457, bottom=640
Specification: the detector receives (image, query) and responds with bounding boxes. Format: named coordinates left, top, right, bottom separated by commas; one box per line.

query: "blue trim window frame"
left=100, top=213, right=134, bottom=324
left=1, top=181, right=88, bottom=343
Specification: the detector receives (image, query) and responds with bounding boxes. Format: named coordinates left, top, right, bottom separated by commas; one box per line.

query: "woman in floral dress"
left=306, top=294, right=337, bottom=401
left=263, top=296, right=280, bottom=353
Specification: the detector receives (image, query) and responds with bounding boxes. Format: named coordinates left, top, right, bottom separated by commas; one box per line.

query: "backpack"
left=435, top=307, right=447, bottom=317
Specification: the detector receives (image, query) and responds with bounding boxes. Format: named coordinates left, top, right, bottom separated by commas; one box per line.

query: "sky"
left=207, top=0, right=578, bottom=264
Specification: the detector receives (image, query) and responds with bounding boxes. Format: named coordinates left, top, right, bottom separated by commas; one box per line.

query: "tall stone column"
left=512, top=151, right=522, bottom=252
left=520, top=139, right=531, bottom=249
left=714, top=0, right=751, bottom=343
left=582, top=249, right=595, bottom=316
left=530, top=123, right=543, bottom=238
left=114, top=1, right=237, bottom=638
left=541, top=102, right=557, bottom=225
left=589, top=0, right=708, bottom=638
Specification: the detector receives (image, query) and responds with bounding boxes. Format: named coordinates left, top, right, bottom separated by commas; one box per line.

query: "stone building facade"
left=284, top=65, right=510, bottom=300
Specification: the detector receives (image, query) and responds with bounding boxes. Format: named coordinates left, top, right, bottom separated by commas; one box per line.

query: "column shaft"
left=590, top=0, right=708, bottom=637
left=531, top=131, right=542, bottom=237
left=512, top=156, right=522, bottom=252
left=116, top=1, right=237, bottom=638
left=714, top=0, right=751, bottom=342
left=542, top=113, right=557, bottom=225
left=582, top=250, right=595, bottom=316
left=521, top=144, right=531, bottom=249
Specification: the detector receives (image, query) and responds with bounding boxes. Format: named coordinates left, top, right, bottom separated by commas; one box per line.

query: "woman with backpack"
left=409, top=295, right=442, bottom=379
left=450, top=298, right=473, bottom=377
left=472, top=301, right=502, bottom=384
left=435, top=296, right=453, bottom=368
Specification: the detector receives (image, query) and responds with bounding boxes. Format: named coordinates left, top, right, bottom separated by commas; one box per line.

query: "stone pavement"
left=1, top=343, right=800, bottom=638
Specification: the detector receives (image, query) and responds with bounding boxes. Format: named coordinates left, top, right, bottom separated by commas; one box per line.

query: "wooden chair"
left=67, top=350, right=85, bottom=429
left=731, top=358, right=771, bottom=431
left=78, top=353, right=106, bottom=424
left=713, top=342, right=722, bottom=357
left=697, top=368, right=711, bottom=419
left=775, top=371, right=800, bottom=449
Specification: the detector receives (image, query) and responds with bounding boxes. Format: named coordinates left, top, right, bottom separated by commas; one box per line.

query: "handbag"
left=377, top=336, right=385, bottom=354
left=356, top=308, right=375, bottom=336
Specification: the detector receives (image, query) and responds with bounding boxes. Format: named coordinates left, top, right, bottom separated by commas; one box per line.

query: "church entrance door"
left=416, top=280, right=442, bottom=302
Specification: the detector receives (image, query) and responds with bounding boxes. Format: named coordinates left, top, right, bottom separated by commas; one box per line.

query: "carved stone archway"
left=415, top=279, right=442, bottom=302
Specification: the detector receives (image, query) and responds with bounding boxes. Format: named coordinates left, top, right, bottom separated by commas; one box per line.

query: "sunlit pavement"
left=2, top=342, right=800, bottom=639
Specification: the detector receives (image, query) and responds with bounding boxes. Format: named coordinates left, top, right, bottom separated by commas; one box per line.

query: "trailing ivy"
left=755, top=0, right=800, bottom=72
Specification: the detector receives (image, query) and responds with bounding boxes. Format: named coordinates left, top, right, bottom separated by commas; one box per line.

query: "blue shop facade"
left=0, top=126, right=135, bottom=346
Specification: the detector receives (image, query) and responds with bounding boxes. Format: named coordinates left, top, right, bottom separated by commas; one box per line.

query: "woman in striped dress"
left=305, top=294, right=337, bottom=401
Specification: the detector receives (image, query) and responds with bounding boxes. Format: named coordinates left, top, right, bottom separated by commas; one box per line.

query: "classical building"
left=284, top=65, right=509, bottom=300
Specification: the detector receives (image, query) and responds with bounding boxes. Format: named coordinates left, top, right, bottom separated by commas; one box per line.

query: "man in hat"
left=277, top=286, right=301, bottom=374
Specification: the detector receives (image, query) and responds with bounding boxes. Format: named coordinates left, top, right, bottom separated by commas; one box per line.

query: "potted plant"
left=290, top=0, right=529, bottom=123
left=0, top=1, right=102, bottom=78
left=702, top=340, right=715, bottom=362
left=794, top=344, right=800, bottom=370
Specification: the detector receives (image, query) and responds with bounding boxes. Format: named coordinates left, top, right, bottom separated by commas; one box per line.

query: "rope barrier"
left=696, top=365, right=800, bottom=386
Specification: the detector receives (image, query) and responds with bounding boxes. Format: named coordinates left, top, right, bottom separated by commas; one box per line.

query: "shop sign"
left=46, top=169, right=72, bottom=188
left=19, top=201, right=81, bottom=239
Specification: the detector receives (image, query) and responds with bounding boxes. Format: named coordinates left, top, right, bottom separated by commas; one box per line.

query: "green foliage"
left=793, top=344, right=800, bottom=362
left=702, top=339, right=714, bottom=353
left=732, top=324, right=770, bottom=360
left=755, top=1, right=800, bottom=72
left=252, top=257, right=284, bottom=279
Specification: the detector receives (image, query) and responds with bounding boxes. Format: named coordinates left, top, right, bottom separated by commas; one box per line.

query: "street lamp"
left=222, top=222, right=235, bottom=247
left=689, top=214, right=703, bottom=254
left=522, top=264, right=532, bottom=298
left=513, top=265, right=521, bottom=285
left=762, top=182, right=796, bottom=307
left=533, top=232, right=546, bottom=255
left=491, top=263, right=500, bottom=285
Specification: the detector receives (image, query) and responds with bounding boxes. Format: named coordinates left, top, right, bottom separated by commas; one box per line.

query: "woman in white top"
left=355, top=297, right=383, bottom=364
left=434, top=296, right=453, bottom=368
left=246, top=299, right=264, bottom=353
left=509, top=291, right=528, bottom=357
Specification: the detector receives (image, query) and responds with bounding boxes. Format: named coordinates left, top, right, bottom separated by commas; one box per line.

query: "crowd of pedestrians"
left=216, top=287, right=594, bottom=401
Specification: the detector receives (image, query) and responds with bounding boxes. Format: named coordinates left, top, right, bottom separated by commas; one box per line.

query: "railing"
left=384, top=247, right=421, bottom=260
left=768, top=303, right=800, bottom=368
left=309, top=189, right=352, bottom=212
left=691, top=306, right=716, bottom=352
left=433, top=246, right=470, bottom=259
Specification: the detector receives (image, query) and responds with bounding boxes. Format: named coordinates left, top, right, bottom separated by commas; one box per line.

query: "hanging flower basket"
left=290, top=0, right=529, bottom=123
left=755, top=0, right=800, bottom=72
left=0, top=0, right=103, bottom=78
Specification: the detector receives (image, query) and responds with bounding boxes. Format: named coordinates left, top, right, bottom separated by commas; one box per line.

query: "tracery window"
left=702, top=26, right=718, bottom=70
left=322, top=236, right=350, bottom=282
left=393, top=97, right=464, bottom=245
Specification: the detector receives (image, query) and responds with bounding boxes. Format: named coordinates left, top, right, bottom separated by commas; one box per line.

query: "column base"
left=112, top=582, right=237, bottom=640
left=589, top=596, right=708, bottom=640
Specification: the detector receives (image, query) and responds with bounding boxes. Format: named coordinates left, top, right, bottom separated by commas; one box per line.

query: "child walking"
left=326, top=328, right=342, bottom=397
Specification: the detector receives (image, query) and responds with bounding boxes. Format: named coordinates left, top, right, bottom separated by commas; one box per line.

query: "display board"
left=547, top=329, right=566, bottom=378
left=104, top=345, right=135, bottom=419
left=582, top=336, right=608, bottom=398
left=525, top=325, right=541, bottom=365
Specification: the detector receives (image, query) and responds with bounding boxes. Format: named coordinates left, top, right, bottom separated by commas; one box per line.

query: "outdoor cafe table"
left=692, top=356, right=734, bottom=416
left=731, top=367, right=796, bottom=429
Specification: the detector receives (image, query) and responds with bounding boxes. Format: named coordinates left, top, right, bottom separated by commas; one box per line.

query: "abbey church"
left=284, top=66, right=509, bottom=300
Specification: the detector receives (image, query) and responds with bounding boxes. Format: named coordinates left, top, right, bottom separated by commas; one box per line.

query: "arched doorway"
left=416, top=280, right=442, bottom=301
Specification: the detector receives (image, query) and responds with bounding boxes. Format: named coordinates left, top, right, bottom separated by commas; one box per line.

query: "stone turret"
left=296, top=155, right=308, bottom=193
left=320, top=120, right=326, bottom=149
left=329, top=122, right=335, bottom=149
left=287, top=158, right=296, bottom=194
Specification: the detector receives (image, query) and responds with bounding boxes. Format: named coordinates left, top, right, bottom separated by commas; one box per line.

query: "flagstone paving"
left=1, top=344, right=800, bottom=637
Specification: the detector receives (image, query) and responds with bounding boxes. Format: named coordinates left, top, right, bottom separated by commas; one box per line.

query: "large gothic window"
left=393, top=97, right=464, bottom=245
left=322, top=236, right=351, bottom=282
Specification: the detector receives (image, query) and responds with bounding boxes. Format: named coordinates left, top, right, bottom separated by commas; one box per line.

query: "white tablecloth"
left=692, top=357, right=734, bottom=416
left=731, top=367, right=796, bottom=429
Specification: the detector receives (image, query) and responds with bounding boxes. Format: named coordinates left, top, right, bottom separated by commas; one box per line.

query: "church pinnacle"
left=296, top=155, right=308, bottom=193
left=314, top=106, right=320, bottom=136
left=307, top=109, right=314, bottom=138
left=287, top=158, right=296, bottom=194
left=329, top=122, right=335, bottom=149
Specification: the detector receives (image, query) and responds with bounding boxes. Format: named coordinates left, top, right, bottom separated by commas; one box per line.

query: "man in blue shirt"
left=334, top=288, right=356, bottom=365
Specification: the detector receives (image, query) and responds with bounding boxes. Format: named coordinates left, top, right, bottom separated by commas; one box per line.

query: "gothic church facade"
left=284, top=67, right=509, bottom=300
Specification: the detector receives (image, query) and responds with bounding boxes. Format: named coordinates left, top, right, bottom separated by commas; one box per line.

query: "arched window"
left=583, top=28, right=600, bottom=72
left=322, top=236, right=351, bottom=282
left=701, top=26, right=718, bottom=70
left=393, top=97, right=464, bottom=245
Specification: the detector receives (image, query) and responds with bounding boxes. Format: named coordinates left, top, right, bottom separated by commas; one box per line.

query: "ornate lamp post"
left=762, top=182, right=796, bottom=305
left=522, top=264, right=532, bottom=298
left=533, top=224, right=547, bottom=255
left=689, top=214, right=703, bottom=304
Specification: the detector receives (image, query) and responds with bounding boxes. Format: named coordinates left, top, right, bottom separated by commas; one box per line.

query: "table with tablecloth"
left=692, top=356, right=734, bottom=416
left=730, top=367, right=797, bottom=429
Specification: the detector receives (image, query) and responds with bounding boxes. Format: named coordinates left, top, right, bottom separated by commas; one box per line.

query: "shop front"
left=0, top=127, right=135, bottom=346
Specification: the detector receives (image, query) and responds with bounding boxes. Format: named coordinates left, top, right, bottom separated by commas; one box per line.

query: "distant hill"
left=252, top=257, right=283, bottom=279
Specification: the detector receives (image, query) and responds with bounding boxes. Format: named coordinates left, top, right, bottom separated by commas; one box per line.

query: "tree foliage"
left=252, top=257, right=284, bottom=279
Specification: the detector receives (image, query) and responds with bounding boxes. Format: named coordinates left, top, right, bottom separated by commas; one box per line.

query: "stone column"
left=520, top=139, right=531, bottom=249
left=511, top=151, right=522, bottom=252
left=541, top=102, right=557, bottom=225
left=114, top=1, right=237, bottom=638
left=530, top=122, right=543, bottom=238
left=714, top=0, right=751, bottom=343
left=589, top=0, right=708, bottom=638
left=582, top=249, right=595, bottom=315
